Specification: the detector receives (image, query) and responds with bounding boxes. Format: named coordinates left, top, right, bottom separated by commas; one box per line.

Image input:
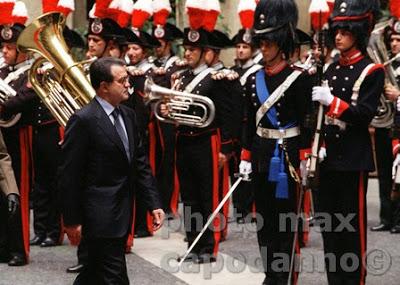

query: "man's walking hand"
left=152, top=209, right=165, bottom=231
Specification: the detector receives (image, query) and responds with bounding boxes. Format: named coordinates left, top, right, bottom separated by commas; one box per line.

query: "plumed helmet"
left=329, top=0, right=381, bottom=53
left=252, top=0, right=298, bottom=58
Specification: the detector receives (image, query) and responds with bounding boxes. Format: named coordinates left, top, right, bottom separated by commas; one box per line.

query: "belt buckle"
left=279, top=129, right=285, bottom=138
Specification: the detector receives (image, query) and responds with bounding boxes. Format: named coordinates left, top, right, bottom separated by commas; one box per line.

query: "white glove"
left=239, top=160, right=252, bottom=181
left=397, top=97, right=400, bottom=112
left=318, top=147, right=327, bottom=163
left=392, top=153, right=400, bottom=178
left=312, top=86, right=334, bottom=106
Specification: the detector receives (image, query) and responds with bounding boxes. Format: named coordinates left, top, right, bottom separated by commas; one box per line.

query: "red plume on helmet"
left=131, top=0, right=153, bottom=30
left=0, top=0, right=15, bottom=23
left=186, top=0, right=206, bottom=30
left=42, top=0, right=58, bottom=13
left=203, top=0, right=220, bottom=32
left=327, top=0, right=334, bottom=13
left=238, top=0, right=257, bottom=29
left=12, top=1, right=27, bottom=25
left=94, top=0, right=112, bottom=19
left=390, top=0, right=400, bottom=19
left=107, top=0, right=133, bottom=27
left=152, top=0, right=171, bottom=27
left=43, top=0, right=75, bottom=17
left=309, top=0, right=331, bottom=30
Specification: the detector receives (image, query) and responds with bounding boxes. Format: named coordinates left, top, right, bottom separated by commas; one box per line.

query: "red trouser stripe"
left=211, top=134, right=221, bottom=255
left=19, top=127, right=31, bottom=260
left=359, top=172, right=366, bottom=285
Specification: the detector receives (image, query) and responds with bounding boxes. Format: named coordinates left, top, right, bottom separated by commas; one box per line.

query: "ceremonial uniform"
left=1, top=62, right=63, bottom=247
left=176, top=61, right=233, bottom=258
left=0, top=59, right=33, bottom=265
left=239, top=1, right=313, bottom=284
left=242, top=63, right=313, bottom=284
left=312, top=1, right=384, bottom=283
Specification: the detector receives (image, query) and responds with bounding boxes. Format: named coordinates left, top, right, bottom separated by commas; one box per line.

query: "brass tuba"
left=144, top=78, right=215, bottom=128
left=17, top=12, right=96, bottom=127
left=367, top=20, right=396, bottom=128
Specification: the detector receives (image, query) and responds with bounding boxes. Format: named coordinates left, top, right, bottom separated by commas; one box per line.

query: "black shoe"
left=8, top=255, right=26, bottom=266
left=391, top=225, right=400, bottom=234
left=194, top=254, right=216, bottom=264
left=66, top=263, right=84, bottom=273
left=30, top=235, right=45, bottom=246
left=40, top=237, right=57, bottom=247
left=177, top=253, right=197, bottom=263
left=370, top=224, right=391, bottom=232
left=134, top=230, right=152, bottom=238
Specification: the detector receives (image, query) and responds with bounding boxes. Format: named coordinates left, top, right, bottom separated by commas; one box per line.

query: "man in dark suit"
left=59, top=57, right=165, bottom=284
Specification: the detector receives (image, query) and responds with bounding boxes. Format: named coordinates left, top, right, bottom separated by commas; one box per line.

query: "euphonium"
left=17, top=12, right=96, bottom=127
left=144, top=78, right=215, bottom=128
left=367, top=20, right=396, bottom=128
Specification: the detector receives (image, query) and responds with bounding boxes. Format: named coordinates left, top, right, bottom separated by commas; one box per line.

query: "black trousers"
left=75, top=236, right=88, bottom=265
left=231, top=143, right=254, bottom=221
left=0, top=192, right=24, bottom=260
left=177, top=133, right=220, bottom=256
left=374, top=128, right=393, bottom=226
left=318, top=168, right=368, bottom=285
left=32, top=124, right=61, bottom=240
left=156, top=122, right=176, bottom=214
left=253, top=171, right=299, bottom=285
left=73, top=236, right=129, bottom=285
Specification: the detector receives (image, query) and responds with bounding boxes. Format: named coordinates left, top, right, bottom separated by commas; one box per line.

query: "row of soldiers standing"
left=1, top=0, right=400, bottom=285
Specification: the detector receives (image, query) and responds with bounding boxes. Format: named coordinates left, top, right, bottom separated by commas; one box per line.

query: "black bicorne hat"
left=123, top=28, right=161, bottom=49
left=63, top=26, right=85, bottom=49
left=295, top=29, right=312, bottom=47
left=207, top=30, right=233, bottom=50
left=252, top=0, right=298, bottom=58
left=183, top=28, right=210, bottom=48
left=0, top=23, right=25, bottom=43
left=232, top=29, right=254, bottom=46
left=152, top=23, right=184, bottom=42
left=88, top=17, right=126, bottom=45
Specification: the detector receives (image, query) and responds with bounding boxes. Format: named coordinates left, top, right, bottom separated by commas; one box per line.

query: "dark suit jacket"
left=59, top=98, right=162, bottom=239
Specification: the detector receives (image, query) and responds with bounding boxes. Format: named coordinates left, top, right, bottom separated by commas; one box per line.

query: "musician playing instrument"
left=380, top=4, right=400, bottom=234
left=0, top=5, right=64, bottom=252
left=0, top=3, right=33, bottom=266
left=174, top=0, right=233, bottom=264
left=311, top=1, right=384, bottom=283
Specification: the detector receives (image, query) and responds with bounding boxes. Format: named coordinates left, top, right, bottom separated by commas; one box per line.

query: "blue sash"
left=256, top=69, right=278, bottom=128
left=255, top=69, right=296, bottom=199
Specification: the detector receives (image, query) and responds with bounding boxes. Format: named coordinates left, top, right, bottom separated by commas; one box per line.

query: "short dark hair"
left=89, top=57, right=126, bottom=90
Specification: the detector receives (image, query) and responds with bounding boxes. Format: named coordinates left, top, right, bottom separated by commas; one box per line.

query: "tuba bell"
left=143, top=78, right=215, bottom=128
left=367, top=20, right=396, bottom=128
left=17, top=12, right=96, bottom=127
